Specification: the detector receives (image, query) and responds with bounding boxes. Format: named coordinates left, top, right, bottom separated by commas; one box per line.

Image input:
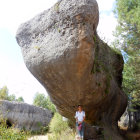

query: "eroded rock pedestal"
left=0, top=100, right=52, bottom=131
left=16, top=0, right=127, bottom=139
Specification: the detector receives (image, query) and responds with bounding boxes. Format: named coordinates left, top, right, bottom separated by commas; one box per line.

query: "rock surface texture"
left=0, top=100, right=52, bottom=131
left=16, top=0, right=127, bottom=139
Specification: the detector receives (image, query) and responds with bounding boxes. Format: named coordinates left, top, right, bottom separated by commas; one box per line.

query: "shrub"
left=31, top=125, right=49, bottom=135
left=0, top=119, right=29, bottom=140
left=49, top=112, right=69, bottom=134
left=48, top=112, right=76, bottom=140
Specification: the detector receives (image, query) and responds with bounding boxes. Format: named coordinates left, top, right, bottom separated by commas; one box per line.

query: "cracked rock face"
left=16, top=0, right=127, bottom=139
left=0, top=100, right=52, bottom=131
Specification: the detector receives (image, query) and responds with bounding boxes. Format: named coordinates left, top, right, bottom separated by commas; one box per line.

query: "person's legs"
left=81, top=122, right=85, bottom=140
left=78, top=130, right=83, bottom=139
left=79, top=129, right=82, bottom=139
left=76, top=122, right=80, bottom=139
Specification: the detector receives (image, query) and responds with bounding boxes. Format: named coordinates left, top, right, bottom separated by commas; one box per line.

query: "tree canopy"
left=114, top=0, right=140, bottom=116
left=0, top=86, right=24, bottom=102
left=33, top=92, right=56, bottom=113
left=114, top=0, right=140, bottom=52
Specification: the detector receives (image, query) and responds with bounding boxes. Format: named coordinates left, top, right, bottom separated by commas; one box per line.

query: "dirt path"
left=28, top=135, right=48, bottom=140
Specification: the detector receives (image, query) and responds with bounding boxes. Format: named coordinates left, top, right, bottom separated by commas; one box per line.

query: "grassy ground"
left=48, top=129, right=76, bottom=140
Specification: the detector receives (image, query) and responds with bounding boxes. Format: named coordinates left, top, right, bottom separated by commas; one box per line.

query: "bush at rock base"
left=0, top=118, right=29, bottom=140
left=48, top=112, right=76, bottom=140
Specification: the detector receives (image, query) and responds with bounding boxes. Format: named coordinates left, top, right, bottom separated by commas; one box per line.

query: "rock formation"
left=118, top=109, right=129, bottom=129
left=0, top=100, right=52, bottom=131
left=16, top=0, right=127, bottom=139
left=119, top=107, right=140, bottom=130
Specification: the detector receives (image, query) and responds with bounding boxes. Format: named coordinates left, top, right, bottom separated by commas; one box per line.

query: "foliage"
left=33, top=93, right=56, bottom=113
left=49, top=112, right=69, bottom=134
left=8, top=94, right=16, bottom=101
left=30, top=125, right=49, bottom=135
left=16, top=97, right=24, bottom=102
left=114, top=0, right=140, bottom=128
left=0, top=118, right=29, bottom=140
left=0, top=86, right=24, bottom=102
left=122, top=57, right=140, bottom=111
left=0, top=86, right=9, bottom=100
left=114, top=0, right=140, bottom=52
left=48, top=112, right=76, bottom=140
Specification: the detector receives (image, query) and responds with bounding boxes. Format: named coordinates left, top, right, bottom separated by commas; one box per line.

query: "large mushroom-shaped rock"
left=16, top=0, right=127, bottom=139
left=0, top=100, right=52, bottom=131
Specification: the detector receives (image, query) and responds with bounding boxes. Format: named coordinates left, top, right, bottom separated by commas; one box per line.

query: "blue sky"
left=0, top=0, right=116, bottom=104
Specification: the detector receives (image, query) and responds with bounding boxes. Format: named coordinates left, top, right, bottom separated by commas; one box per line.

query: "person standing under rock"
left=75, top=105, right=85, bottom=140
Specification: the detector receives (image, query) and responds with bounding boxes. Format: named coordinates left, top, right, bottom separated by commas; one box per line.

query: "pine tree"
left=114, top=0, right=140, bottom=128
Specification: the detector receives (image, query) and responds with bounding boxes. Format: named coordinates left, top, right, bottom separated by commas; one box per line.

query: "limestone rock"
left=0, top=100, right=52, bottom=131
left=118, top=109, right=129, bottom=129
left=119, top=107, right=140, bottom=129
left=16, top=0, right=127, bottom=139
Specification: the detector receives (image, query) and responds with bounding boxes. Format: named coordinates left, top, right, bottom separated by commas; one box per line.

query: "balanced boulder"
left=16, top=0, right=127, bottom=139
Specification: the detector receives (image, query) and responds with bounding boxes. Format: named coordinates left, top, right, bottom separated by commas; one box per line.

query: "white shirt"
left=75, top=111, right=85, bottom=122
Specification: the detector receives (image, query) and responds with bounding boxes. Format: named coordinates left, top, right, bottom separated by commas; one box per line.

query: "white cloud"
left=0, top=57, right=46, bottom=104
left=0, top=0, right=57, bottom=35
left=7, top=64, right=47, bottom=104
left=96, top=0, right=117, bottom=44
left=97, top=13, right=117, bottom=44
left=97, top=0, right=115, bottom=12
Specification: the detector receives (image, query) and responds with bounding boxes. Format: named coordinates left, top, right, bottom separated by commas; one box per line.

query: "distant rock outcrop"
left=16, top=0, right=127, bottom=139
left=0, top=100, right=52, bottom=131
left=119, top=107, right=140, bottom=129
